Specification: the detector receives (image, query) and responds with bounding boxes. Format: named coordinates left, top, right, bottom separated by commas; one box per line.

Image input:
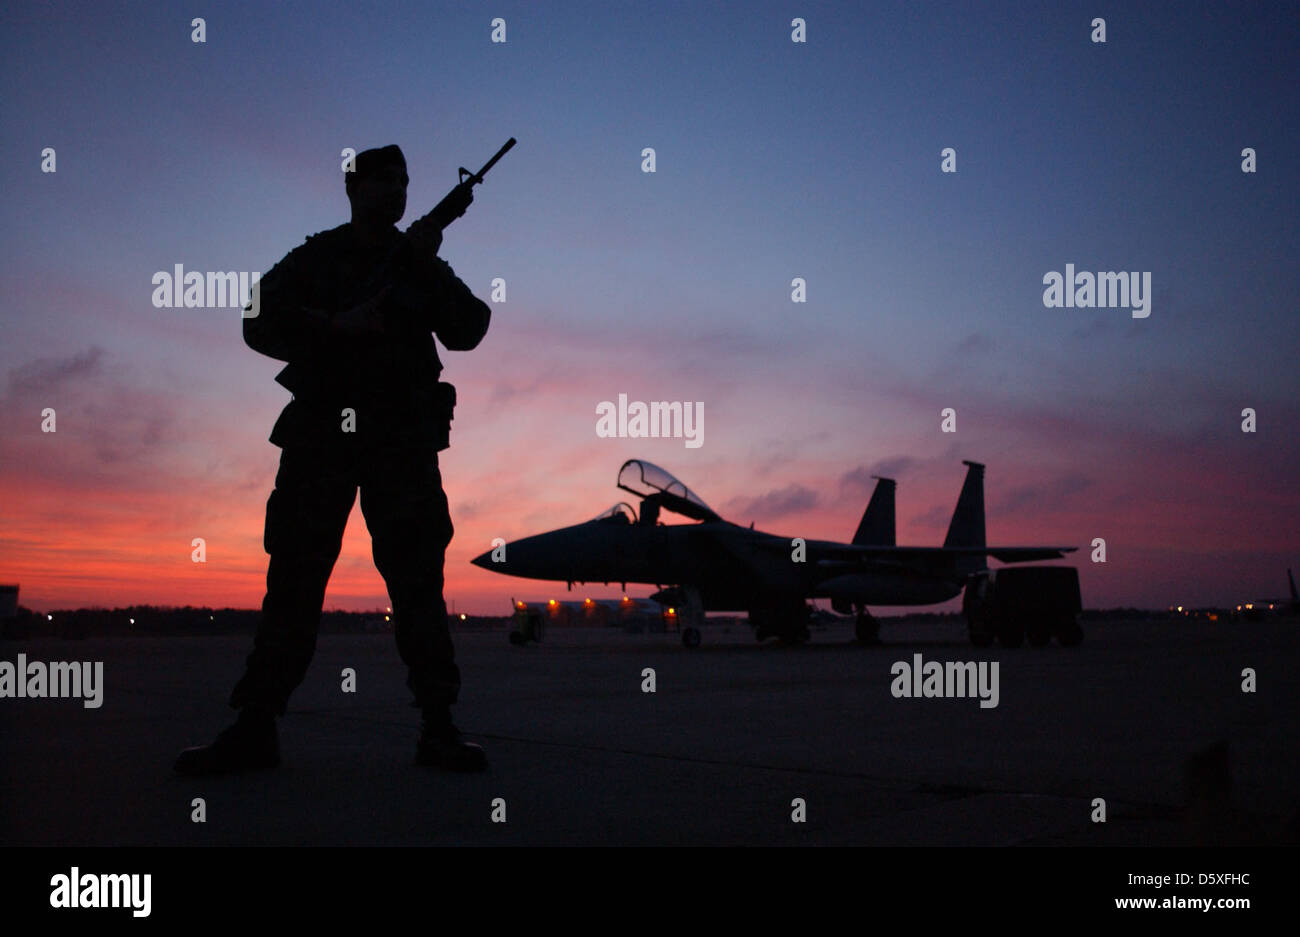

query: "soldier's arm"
left=242, top=237, right=335, bottom=362
left=411, top=251, right=491, bottom=351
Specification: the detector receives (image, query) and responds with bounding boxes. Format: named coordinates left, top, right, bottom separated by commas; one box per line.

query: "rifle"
left=347, top=137, right=515, bottom=332
left=406, top=137, right=516, bottom=242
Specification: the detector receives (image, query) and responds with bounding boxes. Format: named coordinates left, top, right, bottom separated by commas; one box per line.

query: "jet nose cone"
left=469, top=529, right=581, bottom=580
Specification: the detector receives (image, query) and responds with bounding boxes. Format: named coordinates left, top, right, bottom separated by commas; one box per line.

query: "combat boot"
left=416, top=708, right=488, bottom=771
left=174, top=706, right=280, bottom=776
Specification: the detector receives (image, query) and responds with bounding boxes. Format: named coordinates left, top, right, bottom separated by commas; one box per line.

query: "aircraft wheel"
left=855, top=612, right=880, bottom=645
left=779, top=624, right=810, bottom=646
left=682, top=627, right=701, bottom=648
left=997, top=617, right=1024, bottom=648
left=967, top=612, right=994, bottom=646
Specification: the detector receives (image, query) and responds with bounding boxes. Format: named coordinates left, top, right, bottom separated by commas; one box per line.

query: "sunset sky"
left=2, top=1, right=1297, bottom=614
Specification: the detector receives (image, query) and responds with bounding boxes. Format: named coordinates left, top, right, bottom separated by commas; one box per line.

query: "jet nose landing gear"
left=855, top=606, right=880, bottom=645
left=671, top=585, right=705, bottom=649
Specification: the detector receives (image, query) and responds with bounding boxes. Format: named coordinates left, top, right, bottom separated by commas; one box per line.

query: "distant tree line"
left=1, top=606, right=504, bottom=639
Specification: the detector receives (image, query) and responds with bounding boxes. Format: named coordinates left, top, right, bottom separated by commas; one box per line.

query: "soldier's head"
left=346, top=145, right=408, bottom=227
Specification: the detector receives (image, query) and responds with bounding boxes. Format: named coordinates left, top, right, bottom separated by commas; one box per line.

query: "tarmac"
left=2, top=617, right=1296, bottom=846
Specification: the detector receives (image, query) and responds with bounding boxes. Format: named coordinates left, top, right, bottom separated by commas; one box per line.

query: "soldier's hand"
left=445, top=184, right=474, bottom=220
left=331, top=285, right=391, bottom=336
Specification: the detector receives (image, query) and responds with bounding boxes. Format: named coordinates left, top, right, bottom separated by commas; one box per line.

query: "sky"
left=1, top=0, right=1297, bottom=614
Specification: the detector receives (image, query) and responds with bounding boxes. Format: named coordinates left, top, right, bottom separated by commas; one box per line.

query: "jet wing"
left=982, top=547, right=1077, bottom=563
left=771, top=539, right=1076, bottom=564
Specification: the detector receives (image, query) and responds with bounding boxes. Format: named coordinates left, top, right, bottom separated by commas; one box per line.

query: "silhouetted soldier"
left=176, top=144, right=490, bottom=774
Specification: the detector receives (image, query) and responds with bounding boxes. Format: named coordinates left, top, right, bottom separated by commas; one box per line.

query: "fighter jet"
left=471, top=459, right=1077, bottom=646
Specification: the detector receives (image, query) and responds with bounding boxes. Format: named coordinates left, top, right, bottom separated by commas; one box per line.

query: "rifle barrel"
left=470, top=137, right=516, bottom=183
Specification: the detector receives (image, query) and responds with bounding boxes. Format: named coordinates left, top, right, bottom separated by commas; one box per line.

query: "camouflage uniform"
left=230, top=222, right=490, bottom=716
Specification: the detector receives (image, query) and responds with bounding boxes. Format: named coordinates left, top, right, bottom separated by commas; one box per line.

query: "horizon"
left=3, top=596, right=1284, bottom=619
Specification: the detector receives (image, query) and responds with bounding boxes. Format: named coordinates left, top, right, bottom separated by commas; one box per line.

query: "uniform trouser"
left=230, top=438, right=459, bottom=716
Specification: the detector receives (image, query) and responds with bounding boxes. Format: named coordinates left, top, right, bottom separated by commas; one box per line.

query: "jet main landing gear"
left=750, top=601, right=811, bottom=645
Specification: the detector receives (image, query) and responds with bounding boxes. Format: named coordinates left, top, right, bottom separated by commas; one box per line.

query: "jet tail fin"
left=944, top=461, right=986, bottom=576
left=853, top=477, right=896, bottom=546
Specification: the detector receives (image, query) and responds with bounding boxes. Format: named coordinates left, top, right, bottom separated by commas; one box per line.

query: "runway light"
left=668, top=607, right=675, bottom=615
left=129, top=618, right=135, bottom=625
left=47, top=614, right=53, bottom=621
left=460, top=613, right=467, bottom=620
left=384, top=615, right=390, bottom=622
left=1176, top=606, right=1183, bottom=613
left=386, top=607, right=392, bottom=613
left=548, top=599, right=556, bottom=606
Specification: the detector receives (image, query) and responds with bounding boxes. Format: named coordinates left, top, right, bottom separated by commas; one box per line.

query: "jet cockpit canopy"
left=616, top=460, right=721, bottom=523
left=592, top=502, right=638, bottom=524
